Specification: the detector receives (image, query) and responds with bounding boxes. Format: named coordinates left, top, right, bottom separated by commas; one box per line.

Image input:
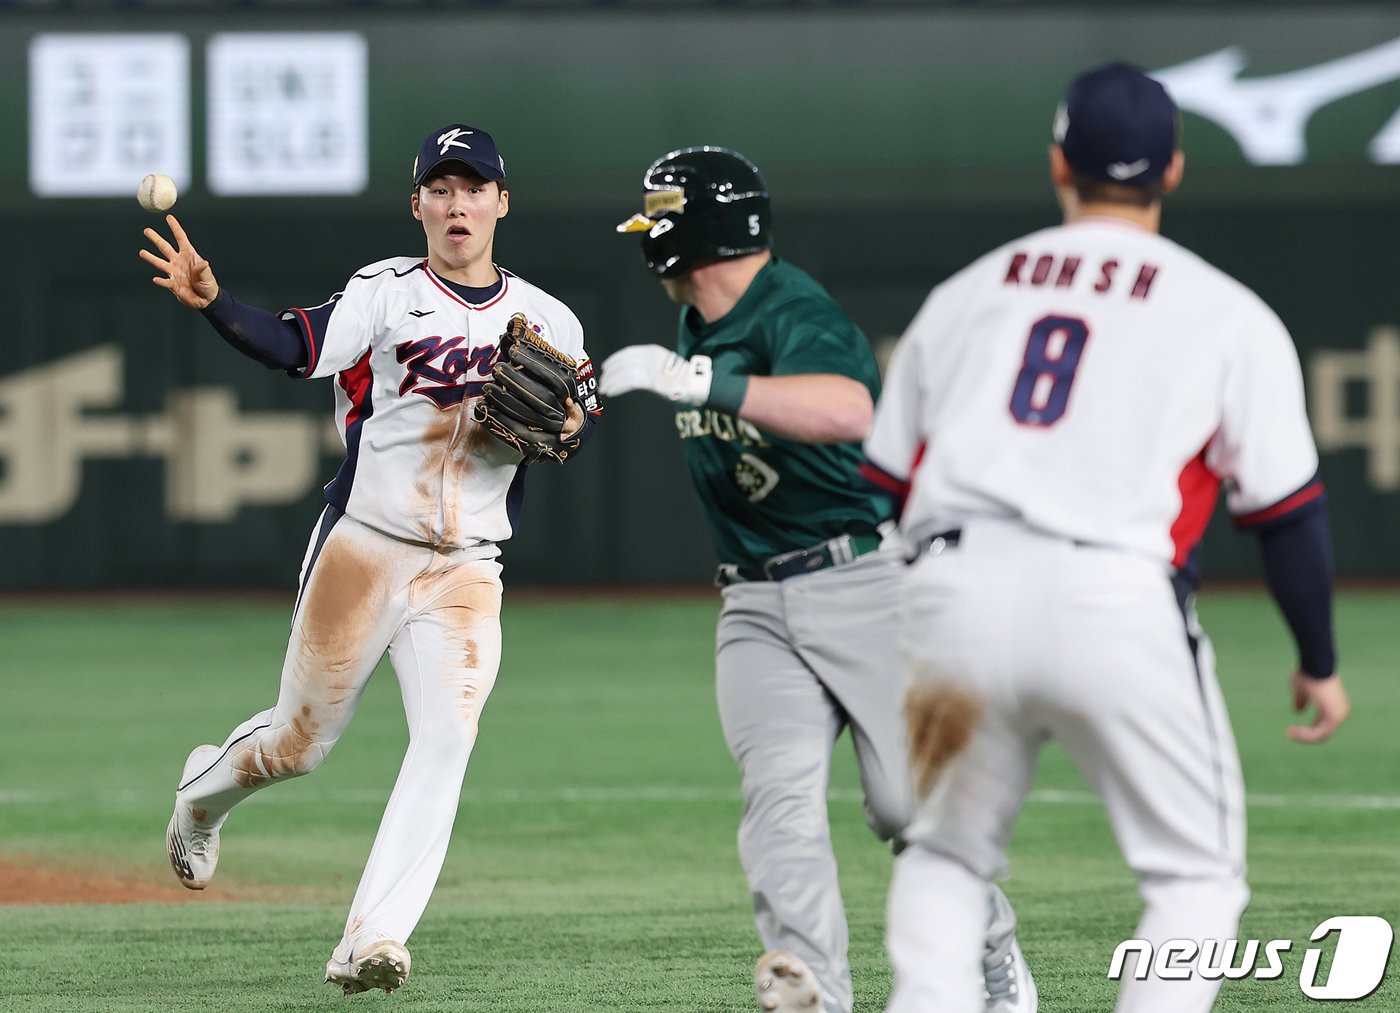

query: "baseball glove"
left=473, top=313, right=584, bottom=464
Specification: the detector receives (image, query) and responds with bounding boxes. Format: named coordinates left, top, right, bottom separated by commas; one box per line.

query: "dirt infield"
left=0, top=857, right=235, bottom=905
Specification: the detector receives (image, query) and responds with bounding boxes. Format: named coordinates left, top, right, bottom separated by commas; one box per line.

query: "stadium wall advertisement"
left=1, top=8, right=1397, bottom=587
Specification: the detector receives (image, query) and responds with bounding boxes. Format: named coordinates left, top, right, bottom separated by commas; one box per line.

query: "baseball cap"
left=412, top=124, right=506, bottom=187
left=1053, top=62, right=1178, bottom=183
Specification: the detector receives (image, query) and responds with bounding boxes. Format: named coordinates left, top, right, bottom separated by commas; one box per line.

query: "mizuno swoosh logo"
left=1153, top=38, right=1400, bottom=165
left=1107, top=158, right=1150, bottom=180
left=409, top=310, right=434, bottom=318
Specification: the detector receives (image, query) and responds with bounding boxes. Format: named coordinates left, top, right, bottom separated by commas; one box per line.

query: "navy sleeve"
left=200, top=289, right=309, bottom=372
left=1255, top=495, right=1337, bottom=679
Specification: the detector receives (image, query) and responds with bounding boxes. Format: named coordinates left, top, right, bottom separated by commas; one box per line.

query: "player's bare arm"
left=1287, top=670, right=1350, bottom=743
left=736, top=374, right=871, bottom=443
left=139, top=214, right=219, bottom=310
left=599, top=349, right=870, bottom=443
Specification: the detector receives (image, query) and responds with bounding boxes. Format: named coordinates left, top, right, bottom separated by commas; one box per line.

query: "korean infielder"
left=863, top=64, right=1348, bottom=1013
left=601, top=147, right=1035, bottom=1013
left=140, top=124, right=601, bottom=996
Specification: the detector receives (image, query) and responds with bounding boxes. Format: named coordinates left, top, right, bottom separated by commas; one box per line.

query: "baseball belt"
left=905, top=526, right=1096, bottom=564
left=904, top=528, right=963, bottom=564
left=716, top=529, right=884, bottom=587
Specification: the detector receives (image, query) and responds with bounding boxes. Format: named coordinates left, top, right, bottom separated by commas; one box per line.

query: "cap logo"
left=436, top=127, right=474, bottom=155
left=1107, top=158, right=1151, bottom=180
left=643, top=190, right=684, bottom=216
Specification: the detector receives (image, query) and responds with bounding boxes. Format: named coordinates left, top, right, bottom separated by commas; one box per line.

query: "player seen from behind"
left=139, top=124, right=600, bottom=997
left=864, top=63, right=1348, bottom=1013
left=601, top=146, right=1036, bottom=1013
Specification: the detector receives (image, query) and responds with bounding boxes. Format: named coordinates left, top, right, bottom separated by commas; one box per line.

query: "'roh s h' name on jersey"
left=284, top=258, right=598, bottom=550
left=866, top=217, right=1319, bottom=575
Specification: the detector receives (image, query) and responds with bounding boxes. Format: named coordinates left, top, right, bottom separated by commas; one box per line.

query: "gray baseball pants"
left=716, top=548, right=914, bottom=1013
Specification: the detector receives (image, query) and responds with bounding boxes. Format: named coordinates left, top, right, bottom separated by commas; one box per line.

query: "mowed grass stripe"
left=0, top=592, right=1395, bottom=1011
left=7, top=785, right=1400, bottom=810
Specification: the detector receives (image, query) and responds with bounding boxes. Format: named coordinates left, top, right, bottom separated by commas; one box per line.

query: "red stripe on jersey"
left=897, top=441, right=929, bottom=521
left=858, top=460, right=908, bottom=498
left=1169, top=445, right=1221, bottom=569
left=338, top=351, right=373, bottom=429
left=860, top=442, right=924, bottom=519
left=423, top=262, right=511, bottom=310
left=909, top=440, right=928, bottom=480
left=289, top=306, right=319, bottom=375
left=1234, top=481, right=1325, bottom=528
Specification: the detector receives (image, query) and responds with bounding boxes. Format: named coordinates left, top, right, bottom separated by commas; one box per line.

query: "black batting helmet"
left=616, top=146, right=772, bottom=278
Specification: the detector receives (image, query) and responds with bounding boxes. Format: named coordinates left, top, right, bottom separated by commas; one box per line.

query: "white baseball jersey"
left=283, top=258, right=598, bottom=550
left=865, top=217, right=1320, bottom=570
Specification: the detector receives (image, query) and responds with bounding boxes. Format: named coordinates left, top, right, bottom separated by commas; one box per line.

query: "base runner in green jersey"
left=601, top=147, right=1037, bottom=1013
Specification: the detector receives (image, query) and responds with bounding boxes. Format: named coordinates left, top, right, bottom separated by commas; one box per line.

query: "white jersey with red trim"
left=283, top=257, right=598, bottom=551
left=864, top=217, right=1320, bottom=569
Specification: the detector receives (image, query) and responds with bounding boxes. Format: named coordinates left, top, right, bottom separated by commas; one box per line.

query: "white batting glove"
left=599, top=344, right=713, bottom=405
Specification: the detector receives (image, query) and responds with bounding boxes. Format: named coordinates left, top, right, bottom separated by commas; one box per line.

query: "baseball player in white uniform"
left=140, top=124, right=600, bottom=996
left=862, top=64, right=1348, bottom=1012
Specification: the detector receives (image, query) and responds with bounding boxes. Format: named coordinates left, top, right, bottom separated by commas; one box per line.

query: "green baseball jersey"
left=674, top=258, right=891, bottom=568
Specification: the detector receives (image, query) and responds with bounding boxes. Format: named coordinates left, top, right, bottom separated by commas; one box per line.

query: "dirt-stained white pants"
left=176, top=506, right=503, bottom=963
left=885, top=518, right=1248, bottom=1013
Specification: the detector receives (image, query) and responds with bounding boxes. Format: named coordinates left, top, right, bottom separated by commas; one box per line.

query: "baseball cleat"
left=166, top=744, right=223, bottom=890
left=983, top=933, right=1037, bottom=1012
left=754, top=950, right=821, bottom=1011
left=324, top=940, right=411, bottom=997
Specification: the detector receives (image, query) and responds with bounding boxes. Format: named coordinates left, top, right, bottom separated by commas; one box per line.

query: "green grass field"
left=1, top=591, right=1396, bottom=1012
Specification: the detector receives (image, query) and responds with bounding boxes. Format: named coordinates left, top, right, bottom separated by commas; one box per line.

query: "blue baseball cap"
left=412, top=124, right=506, bottom=187
left=1053, top=62, right=1178, bottom=183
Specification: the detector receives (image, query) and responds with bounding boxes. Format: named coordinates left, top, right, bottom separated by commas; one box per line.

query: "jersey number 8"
left=1008, top=315, right=1090, bottom=427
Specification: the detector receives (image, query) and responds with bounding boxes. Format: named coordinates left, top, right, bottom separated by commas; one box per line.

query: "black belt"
left=907, top=526, right=1095, bottom=564
left=906, top=528, right=962, bottom=563
left=717, top=530, right=884, bottom=586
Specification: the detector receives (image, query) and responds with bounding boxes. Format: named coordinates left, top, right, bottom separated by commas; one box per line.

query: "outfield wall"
left=1, top=8, right=1398, bottom=587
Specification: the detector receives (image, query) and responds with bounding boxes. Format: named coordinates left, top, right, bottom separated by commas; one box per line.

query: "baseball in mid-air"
left=137, top=173, right=178, bottom=214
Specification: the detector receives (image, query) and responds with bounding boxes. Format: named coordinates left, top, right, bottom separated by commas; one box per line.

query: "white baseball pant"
left=886, top=518, right=1248, bottom=1013
left=176, top=506, right=503, bottom=962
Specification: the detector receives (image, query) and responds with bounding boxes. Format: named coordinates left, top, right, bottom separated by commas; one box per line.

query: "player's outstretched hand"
left=1286, top=670, right=1350, bottom=743
left=599, top=344, right=713, bottom=405
left=140, top=214, right=219, bottom=310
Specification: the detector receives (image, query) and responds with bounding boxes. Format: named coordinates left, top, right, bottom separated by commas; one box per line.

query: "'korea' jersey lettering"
left=282, top=259, right=598, bottom=551
left=864, top=217, right=1320, bottom=571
